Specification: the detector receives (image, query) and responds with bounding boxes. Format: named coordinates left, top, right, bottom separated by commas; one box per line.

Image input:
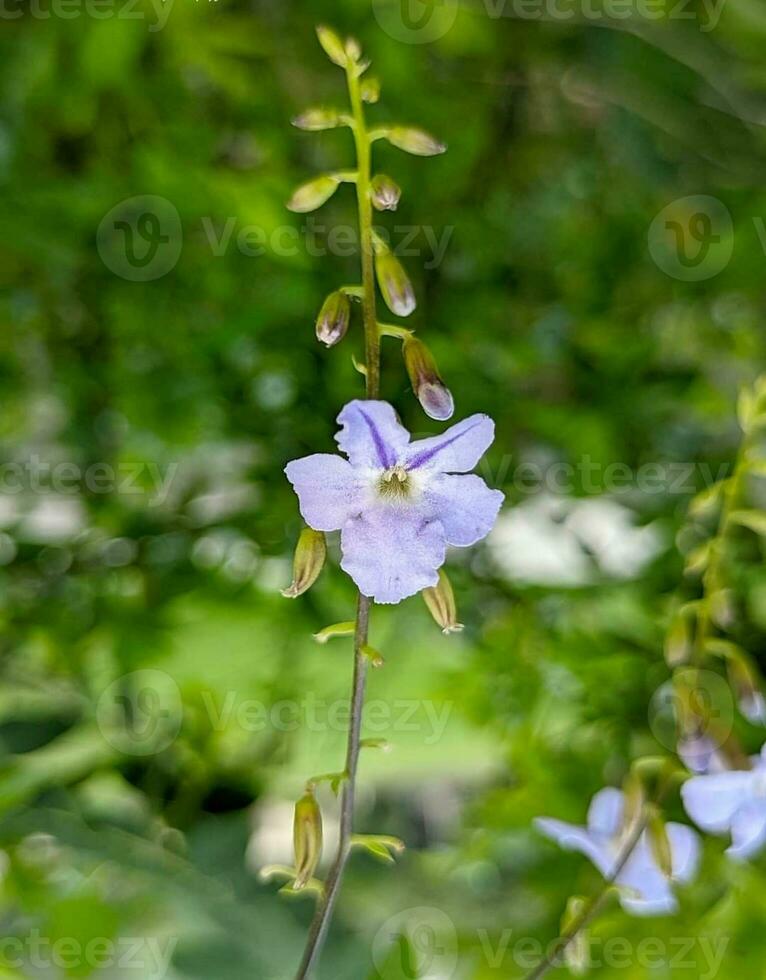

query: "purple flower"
left=284, top=400, right=504, bottom=604
left=681, top=744, right=766, bottom=860
left=535, top=789, right=700, bottom=916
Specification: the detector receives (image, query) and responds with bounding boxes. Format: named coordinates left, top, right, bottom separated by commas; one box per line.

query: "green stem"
left=293, top=59, right=380, bottom=980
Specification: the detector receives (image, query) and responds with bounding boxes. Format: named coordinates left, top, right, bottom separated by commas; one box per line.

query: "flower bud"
left=422, top=569, right=463, bottom=634
left=370, top=174, right=401, bottom=212
left=292, top=107, right=341, bottom=131
left=316, top=25, right=347, bottom=67
left=315, top=291, right=350, bottom=347
left=386, top=126, right=446, bottom=157
left=345, top=36, right=362, bottom=61
left=293, top=790, right=323, bottom=890
left=726, top=653, right=766, bottom=725
left=375, top=250, right=416, bottom=317
left=403, top=336, right=454, bottom=420
left=287, top=175, right=339, bottom=214
left=282, top=528, right=326, bottom=598
left=360, top=77, right=380, bottom=104
left=647, top=808, right=673, bottom=878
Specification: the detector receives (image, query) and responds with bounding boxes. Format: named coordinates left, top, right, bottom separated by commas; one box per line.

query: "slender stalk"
left=522, top=813, right=647, bottom=980
left=293, top=58, right=379, bottom=980
left=523, top=779, right=679, bottom=980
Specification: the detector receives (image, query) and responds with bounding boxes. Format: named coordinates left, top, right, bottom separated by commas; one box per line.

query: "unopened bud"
left=647, top=807, right=673, bottom=878
left=386, top=126, right=446, bottom=157
left=375, top=250, right=416, bottom=317
left=316, top=25, right=347, bottom=67
left=345, top=36, right=362, bottom=61
left=422, top=569, right=463, bottom=634
left=561, top=897, right=589, bottom=976
left=293, top=790, right=323, bottom=890
left=361, top=77, right=380, bottom=104
left=292, top=107, right=340, bottom=131
left=282, top=528, right=326, bottom=598
left=726, top=654, right=766, bottom=725
left=370, top=174, right=401, bottom=212
left=316, top=291, right=350, bottom=347
left=287, top=175, right=339, bottom=214
left=403, top=336, right=454, bottom=420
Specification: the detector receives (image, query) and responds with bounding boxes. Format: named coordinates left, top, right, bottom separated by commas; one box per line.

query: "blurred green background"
left=2, top=0, right=766, bottom=976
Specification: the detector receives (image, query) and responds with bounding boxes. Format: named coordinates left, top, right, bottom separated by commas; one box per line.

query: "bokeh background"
left=2, top=0, right=766, bottom=976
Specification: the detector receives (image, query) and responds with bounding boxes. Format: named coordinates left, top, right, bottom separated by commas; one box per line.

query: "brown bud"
left=316, top=291, right=350, bottom=347
left=422, top=569, right=463, bottom=634
left=375, top=250, right=415, bottom=317
left=281, top=528, right=326, bottom=598
left=293, top=790, right=323, bottom=890
left=386, top=126, right=446, bottom=157
left=370, top=174, right=401, bottom=212
left=292, top=107, right=341, bottom=131
left=403, top=335, right=454, bottom=420
left=287, top=175, right=339, bottom=214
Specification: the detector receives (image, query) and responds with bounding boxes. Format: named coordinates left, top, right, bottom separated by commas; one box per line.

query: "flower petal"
left=727, top=802, right=766, bottom=860
left=587, top=788, right=625, bottom=838
left=666, top=823, right=700, bottom=883
left=534, top=818, right=613, bottom=877
left=423, top=474, right=504, bottom=547
left=681, top=771, right=753, bottom=834
left=335, top=400, right=410, bottom=469
left=284, top=454, right=362, bottom=531
left=340, top=506, right=444, bottom=603
left=617, top=838, right=678, bottom=916
left=405, top=414, right=496, bottom=474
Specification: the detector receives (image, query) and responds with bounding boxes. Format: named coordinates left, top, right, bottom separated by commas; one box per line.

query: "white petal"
left=681, top=771, right=754, bottom=834
left=587, top=788, right=624, bottom=838
left=727, top=802, right=766, bottom=860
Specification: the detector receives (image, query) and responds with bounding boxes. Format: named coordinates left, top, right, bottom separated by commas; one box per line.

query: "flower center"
left=378, top=465, right=411, bottom=500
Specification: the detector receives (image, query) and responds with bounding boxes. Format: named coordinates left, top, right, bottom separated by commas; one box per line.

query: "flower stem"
left=293, top=58, right=380, bottom=980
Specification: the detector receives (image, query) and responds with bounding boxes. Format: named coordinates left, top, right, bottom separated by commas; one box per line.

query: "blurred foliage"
left=2, top=0, right=766, bottom=976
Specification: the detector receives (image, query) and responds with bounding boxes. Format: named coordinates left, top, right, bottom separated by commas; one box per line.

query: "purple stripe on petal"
left=407, top=418, right=487, bottom=471
left=359, top=407, right=395, bottom=469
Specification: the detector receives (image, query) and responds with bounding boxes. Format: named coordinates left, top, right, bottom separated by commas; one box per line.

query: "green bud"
left=292, top=107, right=341, bottom=131
left=664, top=608, right=693, bottom=668
left=282, top=528, right=326, bottom=598
left=287, top=175, right=339, bottom=214
left=647, top=807, right=673, bottom=878
left=375, top=250, right=416, bottom=317
left=422, top=569, right=463, bottom=634
left=345, top=36, right=362, bottom=62
left=316, top=291, right=350, bottom=347
left=386, top=126, right=446, bottom=156
left=361, top=77, right=380, bottom=104
left=316, top=25, right=347, bottom=67
left=561, top=897, right=589, bottom=976
left=403, top=336, right=454, bottom=420
left=293, top=790, right=323, bottom=890
left=370, top=174, right=401, bottom=212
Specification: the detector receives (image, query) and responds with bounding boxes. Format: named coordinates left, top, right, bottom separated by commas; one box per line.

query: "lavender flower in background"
left=682, top=745, right=766, bottom=860
left=535, top=788, right=700, bottom=915
left=285, top=400, right=503, bottom=603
